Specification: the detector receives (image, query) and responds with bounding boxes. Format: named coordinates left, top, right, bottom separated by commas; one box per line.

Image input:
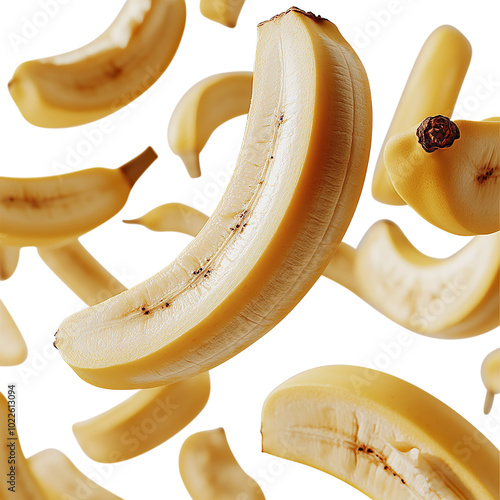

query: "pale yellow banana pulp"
left=200, top=0, right=246, bottom=28
left=262, top=365, right=499, bottom=500
left=9, top=0, right=186, bottom=128
left=55, top=8, right=372, bottom=389
left=0, top=299, right=27, bottom=366
left=482, top=348, right=500, bottom=414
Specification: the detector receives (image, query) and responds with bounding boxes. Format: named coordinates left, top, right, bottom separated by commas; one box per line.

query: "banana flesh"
left=9, top=0, right=186, bottom=128
left=482, top=348, right=500, bottom=414
left=261, top=365, right=500, bottom=500
left=179, top=427, right=265, bottom=499
left=0, top=245, right=20, bottom=281
left=55, top=8, right=372, bottom=390
left=200, top=0, right=246, bottom=28
left=0, top=147, right=157, bottom=248
left=0, top=299, right=28, bottom=366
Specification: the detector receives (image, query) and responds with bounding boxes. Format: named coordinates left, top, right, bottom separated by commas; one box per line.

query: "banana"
left=482, top=348, right=500, bottom=415
left=372, top=25, right=472, bottom=205
left=179, top=427, right=265, bottom=500
left=0, top=299, right=28, bottom=366
left=73, top=372, right=210, bottom=463
left=28, top=449, right=122, bottom=499
left=55, top=8, right=372, bottom=390
left=384, top=116, right=500, bottom=235
left=262, top=365, right=500, bottom=500
left=38, top=240, right=127, bottom=306
left=200, top=0, right=246, bottom=28
left=168, top=72, right=253, bottom=177
left=0, top=147, right=157, bottom=248
left=0, top=245, right=20, bottom=281
left=9, top=0, right=186, bottom=128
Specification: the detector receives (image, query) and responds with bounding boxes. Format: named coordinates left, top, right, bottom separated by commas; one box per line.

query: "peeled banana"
left=179, top=427, right=265, bottom=499
left=168, top=72, right=253, bottom=177
left=9, top=0, right=186, bottom=128
left=262, top=365, right=500, bottom=499
left=372, top=25, right=472, bottom=205
left=0, top=245, right=20, bottom=281
left=482, top=348, right=500, bottom=415
left=0, top=147, right=157, bottom=248
left=55, top=8, right=372, bottom=390
left=0, top=299, right=28, bottom=366
left=200, top=0, right=246, bottom=28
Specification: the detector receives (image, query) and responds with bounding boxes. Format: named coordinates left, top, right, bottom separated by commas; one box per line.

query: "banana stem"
left=484, top=391, right=495, bottom=415
left=119, top=146, right=158, bottom=187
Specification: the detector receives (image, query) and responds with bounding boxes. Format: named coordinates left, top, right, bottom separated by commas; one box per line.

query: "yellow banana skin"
left=262, top=365, right=500, bottom=500
left=384, top=118, right=500, bottom=235
left=168, top=72, right=253, bottom=177
left=0, top=245, right=20, bottom=281
left=179, top=428, right=265, bottom=500
left=9, top=0, right=186, bottom=128
left=0, top=299, right=28, bottom=366
left=482, top=348, right=500, bottom=415
left=372, top=25, right=471, bottom=205
left=54, top=8, right=372, bottom=390
left=0, top=147, right=157, bottom=248
left=28, top=449, right=122, bottom=499
left=73, top=372, right=210, bottom=463
left=200, top=0, right=246, bottom=28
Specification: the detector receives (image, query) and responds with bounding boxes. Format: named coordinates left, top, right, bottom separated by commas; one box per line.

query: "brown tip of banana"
left=259, top=7, right=326, bottom=26
left=416, top=115, right=460, bottom=153
left=120, top=146, right=158, bottom=186
left=180, top=152, right=201, bottom=178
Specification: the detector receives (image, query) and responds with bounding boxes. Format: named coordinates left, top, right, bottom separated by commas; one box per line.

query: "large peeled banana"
left=168, top=72, right=253, bottom=177
left=200, top=0, right=246, bottom=28
left=262, top=365, right=500, bottom=500
left=55, top=8, right=372, bottom=389
left=9, top=0, right=186, bottom=128
left=482, top=348, right=500, bottom=415
left=371, top=25, right=472, bottom=205
left=0, top=245, right=20, bottom=281
left=0, top=299, right=28, bottom=366
left=0, top=147, right=157, bottom=247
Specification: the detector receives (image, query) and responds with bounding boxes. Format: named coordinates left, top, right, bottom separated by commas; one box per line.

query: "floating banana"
left=0, top=299, right=28, bottom=366
left=73, top=372, right=210, bottom=463
left=0, top=147, right=157, bottom=248
left=55, top=8, right=372, bottom=389
left=179, top=428, right=265, bottom=499
left=0, top=245, right=20, bottom=281
left=482, top=348, right=500, bottom=415
left=372, top=25, right=471, bottom=205
left=385, top=116, right=500, bottom=235
left=262, top=365, right=500, bottom=500
left=200, top=0, right=246, bottom=28
left=9, top=0, right=186, bottom=128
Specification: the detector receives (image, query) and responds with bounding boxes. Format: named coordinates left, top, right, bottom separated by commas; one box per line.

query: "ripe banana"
left=9, top=0, right=186, bottom=128
left=179, top=427, right=265, bottom=500
left=55, top=8, right=372, bottom=390
left=384, top=116, right=500, bottom=235
left=0, top=147, right=157, bottom=248
left=28, top=449, right=122, bottom=499
left=482, top=348, right=500, bottom=415
left=0, top=245, right=20, bottom=281
left=168, top=72, right=253, bottom=177
left=262, top=365, right=500, bottom=500
left=73, top=372, right=210, bottom=463
left=0, top=299, right=28, bottom=366
left=200, top=0, right=246, bottom=28
left=372, top=25, right=472, bottom=205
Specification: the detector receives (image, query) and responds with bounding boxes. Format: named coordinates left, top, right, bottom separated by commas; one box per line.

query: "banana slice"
left=482, top=348, right=500, bottom=414
left=179, top=428, right=265, bottom=499
left=55, top=8, right=372, bottom=390
left=262, top=365, right=499, bottom=500
left=200, top=0, right=246, bottom=28
left=0, top=299, right=28, bottom=366
left=0, top=245, right=20, bottom=281
left=9, top=0, right=186, bottom=128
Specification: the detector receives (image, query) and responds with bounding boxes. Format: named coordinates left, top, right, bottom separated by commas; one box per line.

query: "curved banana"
left=372, top=25, right=472, bottom=205
left=38, top=240, right=127, bottom=306
left=384, top=116, right=500, bottom=235
left=179, top=427, right=265, bottom=499
left=9, top=0, right=186, bottom=128
left=168, top=72, right=253, bottom=177
left=28, top=449, right=122, bottom=499
left=262, top=365, right=500, bottom=500
left=482, top=348, right=500, bottom=415
left=200, top=0, right=246, bottom=28
left=0, top=147, right=157, bottom=247
left=55, top=8, right=372, bottom=390
left=0, top=245, right=20, bottom=281
left=0, top=299, right=28, bottom=366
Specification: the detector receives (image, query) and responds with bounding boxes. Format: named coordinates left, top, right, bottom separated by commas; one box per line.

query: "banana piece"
left=0, top=299, right=28, bottom=366
left=9, top=0, right=186, bottom=128
left=0, top=245, right=20, bottom=281
left=28, top=449, right=122, bottom=499
left=0, top=147, right=157, bottom=248
left=73, top=372, right=210, bottom=463
left=482, top=348, right=500, bottom=415
left=38, top=240, right=127, bottom=306
left=372, top=25, right=471, bottom=205
left=384, top=117, right=500, bottom=235
left=200, top=0, right=246, bottom=28
left=55, top=8, right=372, bottom=390
left=168, top=72, right=253, bottom=177
left=262, top=365, right=500, bottom=500
left=179, top=427, right=265, bottom=500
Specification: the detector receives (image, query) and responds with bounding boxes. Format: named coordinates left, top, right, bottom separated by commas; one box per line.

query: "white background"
left=1, top=0, right=499, bottom=498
